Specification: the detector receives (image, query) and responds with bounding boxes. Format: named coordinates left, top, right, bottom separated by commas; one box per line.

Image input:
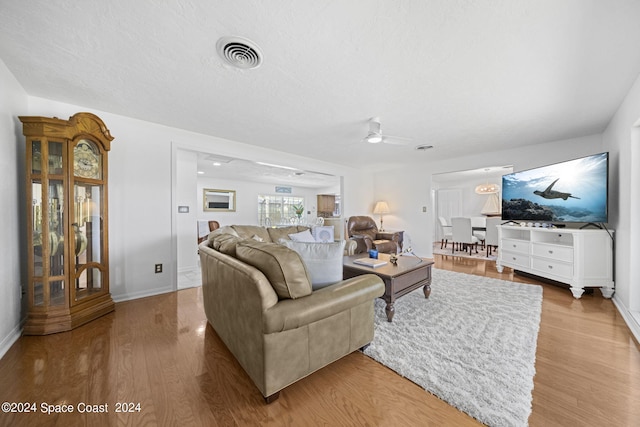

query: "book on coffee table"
left=353, top=258, right=388, bottom=268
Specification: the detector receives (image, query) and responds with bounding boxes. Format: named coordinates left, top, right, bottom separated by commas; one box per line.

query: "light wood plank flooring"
left=0, top=255, right=638, bottom=426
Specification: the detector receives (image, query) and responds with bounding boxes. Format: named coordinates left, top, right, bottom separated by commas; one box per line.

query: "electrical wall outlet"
left=422, top=206, right=427, bottom=212
left=155, top=264, right=163, bottom=273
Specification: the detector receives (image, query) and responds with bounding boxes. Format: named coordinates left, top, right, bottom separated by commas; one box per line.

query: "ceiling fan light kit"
left=365, top=117, right=383, bottom=143
left=366, top=133, right=383, bottom=143
left=363, top=117, right=411, bottom=145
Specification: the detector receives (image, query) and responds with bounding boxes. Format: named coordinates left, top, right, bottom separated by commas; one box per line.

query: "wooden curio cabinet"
left=20, top=113, right=115, bottom=335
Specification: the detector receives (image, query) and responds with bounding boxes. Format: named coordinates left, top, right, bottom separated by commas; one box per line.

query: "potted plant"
left=293, top=203, right=304, bottom=219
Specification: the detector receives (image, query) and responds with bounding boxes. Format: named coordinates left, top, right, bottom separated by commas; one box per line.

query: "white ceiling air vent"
left=216, top=36, right=263, bottom=69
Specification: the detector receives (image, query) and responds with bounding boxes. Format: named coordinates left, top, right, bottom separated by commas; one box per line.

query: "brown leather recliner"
left=347, top=216, right=401, bottom=254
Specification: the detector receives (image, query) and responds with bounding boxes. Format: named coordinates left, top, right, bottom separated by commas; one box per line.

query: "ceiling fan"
left=362, top=117, right=412, bottom=145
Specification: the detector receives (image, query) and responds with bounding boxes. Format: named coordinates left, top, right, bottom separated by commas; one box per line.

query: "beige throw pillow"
left=236, top=241, right=312, bottom=299
left=267, top=226, right=307, bottom=242
left=212, top=233, right=244, bottom=256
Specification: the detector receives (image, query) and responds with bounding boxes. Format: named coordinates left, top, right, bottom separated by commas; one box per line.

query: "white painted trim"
left=112, top=286, right=174, bottom=303
left=629, top=126, right=640, bottom=313
left=178, top=265, right=198, bottom=274
left=177, top=265, right=201, bottom=290
left=170, top=141, right=179, bottom=294
left=0, top=323, right=23, bottom=360
left=612, top=295, right=640, bottom=344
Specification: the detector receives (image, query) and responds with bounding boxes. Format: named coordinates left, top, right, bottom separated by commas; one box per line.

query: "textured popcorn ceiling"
left=1, top=0, right=640, bottom=170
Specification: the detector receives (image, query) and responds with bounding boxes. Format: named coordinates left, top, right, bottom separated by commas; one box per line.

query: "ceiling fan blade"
left=384, top=133, right=412, bottom=141
left=381, top=137, right=411, bottom=146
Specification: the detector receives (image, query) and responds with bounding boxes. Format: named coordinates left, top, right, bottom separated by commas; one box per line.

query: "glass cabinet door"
left=31, top=180, right=43, bottom=306
left=72, top=138, right=106, bottom=303
left=73, top=183, right=104, bottom=301
left=48, top=179, right=65, bottom=306
left=48, top=141, right=64, bottom=175
left=30, top=140, right=68, bottom=308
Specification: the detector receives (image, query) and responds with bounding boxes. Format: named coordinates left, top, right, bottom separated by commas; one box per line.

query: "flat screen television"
left=501, top=152, right=608, bottom=224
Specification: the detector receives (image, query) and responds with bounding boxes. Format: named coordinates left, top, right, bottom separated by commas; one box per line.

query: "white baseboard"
left=178, top=264, right=198, bottom=274
left=178, top=266, right=201, bottom=290
left=0, top=323, right=23, bottom=360
left=112, top=286, right=174, bottom=303
left=612, top=295, right=640, bottom=344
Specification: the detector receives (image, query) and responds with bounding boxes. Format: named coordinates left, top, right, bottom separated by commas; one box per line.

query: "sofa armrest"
left=350, top=234, right=373, bottom=253
left=343, top=239, right=357, bottom=256
left=376, top=231, right=401, bottom=243
left=263, top=275, right=384, bottom=334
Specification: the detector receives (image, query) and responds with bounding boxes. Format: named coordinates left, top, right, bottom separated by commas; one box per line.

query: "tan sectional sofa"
left=198, top=225, right=384, bottom=402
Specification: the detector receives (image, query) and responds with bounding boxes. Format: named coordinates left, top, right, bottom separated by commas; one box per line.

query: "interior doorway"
left=432, top=165, right=512, bottom=242
left=172, top=147, right=343, bottom=290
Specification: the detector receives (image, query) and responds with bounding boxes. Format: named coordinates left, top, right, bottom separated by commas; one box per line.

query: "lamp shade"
left=373, top=201, right=390, bottom=214
left=481, top=193, right=501, bottom=215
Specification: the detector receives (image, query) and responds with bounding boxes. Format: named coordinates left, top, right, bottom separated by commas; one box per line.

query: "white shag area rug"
left=363, top=268, right=542, bottom=427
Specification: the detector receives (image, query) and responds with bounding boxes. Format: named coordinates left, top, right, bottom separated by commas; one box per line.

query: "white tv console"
left=496, top=225, right=614, bottom=299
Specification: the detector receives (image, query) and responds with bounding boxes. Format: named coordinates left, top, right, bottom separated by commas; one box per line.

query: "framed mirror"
left=203, top=189, right=236, bottom=212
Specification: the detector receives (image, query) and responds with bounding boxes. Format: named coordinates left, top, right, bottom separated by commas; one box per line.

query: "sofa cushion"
left=232, top=225, right=272, bottom=242
left=288, top=229, right=316, bottom=243
left=207, top=225, right=238, bottom=245
left=282, top=240, right=345, bottom=289
left=212, top=233, right=244, bottom=256
left=267, top=226, right=309, bottom=243
left=236, top=241, right=312, bottom=300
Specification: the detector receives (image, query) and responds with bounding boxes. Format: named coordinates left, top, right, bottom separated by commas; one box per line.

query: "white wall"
left=432, top=169, right=507, bottom=217
left=176, top=149, right=198, bottom=280
left=602, top=71, right=640, bottom=341
left=22, top=97, right=373, bottom=305
left=374, top=134, right=603, bottom=257
left=196, top=177, right=320, bottom=226
left=431, top=169, right=506, bottom=241
left=0, top=58, right=27, bottom=357
left=173, top=175, right=322, bottom=274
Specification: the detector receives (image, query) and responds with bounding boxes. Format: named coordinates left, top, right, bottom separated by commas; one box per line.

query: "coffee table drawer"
left=393, top=265, right=430, bottom=293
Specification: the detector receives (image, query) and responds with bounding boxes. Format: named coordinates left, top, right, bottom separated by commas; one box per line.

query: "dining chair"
left=470, top=216, right=486, bottom=248
left=438, top=216, right=453, bottom=249
left=484, top=217, right=501, bottom=256
left=451, top=217, right=479, bottom=255
left=197, top=220, right=220, bottom=244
